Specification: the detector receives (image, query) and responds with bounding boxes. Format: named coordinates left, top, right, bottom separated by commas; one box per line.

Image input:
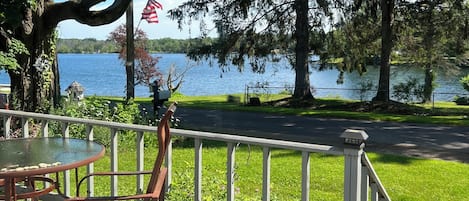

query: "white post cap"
left=340, top=129, right=369, bottom=145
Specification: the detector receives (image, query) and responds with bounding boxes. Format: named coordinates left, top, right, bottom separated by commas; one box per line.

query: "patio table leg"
left=75, top=168, right=78, bottom=196
left=4, top=177, right=15, bottom=201
left=55, top=172, right=63, bottom=195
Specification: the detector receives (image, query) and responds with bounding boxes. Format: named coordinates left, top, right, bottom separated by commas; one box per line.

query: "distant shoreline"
left=56, top=38, right=207, bottom=54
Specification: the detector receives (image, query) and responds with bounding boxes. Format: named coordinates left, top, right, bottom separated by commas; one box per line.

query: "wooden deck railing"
left=0, top=109, right=391, bottom=201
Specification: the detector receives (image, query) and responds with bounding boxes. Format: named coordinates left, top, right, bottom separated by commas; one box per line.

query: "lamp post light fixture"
left=340, top=129, right=369, bottom=147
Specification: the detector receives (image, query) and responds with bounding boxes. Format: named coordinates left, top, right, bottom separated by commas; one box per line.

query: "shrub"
left=392, top=77, right=425, bottom=103
left=51, top=96, right=151, bottom=147
left=455, top=74, right=469, bottom=105
left=454, top=96, right=469, bottom=105
left=358, top=80, right=374, bottom=101
left=460, top=74, right=469, bottom=92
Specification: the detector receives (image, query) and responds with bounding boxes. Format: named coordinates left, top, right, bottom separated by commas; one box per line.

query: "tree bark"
left=8, top=2, right=58, bottom=112
left=293, top=0, right=313, bottom=99
left=422, top=3, right=435, bottom=103
left=373, top=0, right=394, bottom=103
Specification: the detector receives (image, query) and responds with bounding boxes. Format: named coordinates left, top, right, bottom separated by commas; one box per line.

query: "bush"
left=392, top=77, right=425, bottom=103
left=227, top=95, right=241, bottom=103
left=456, top=74, right=469, bottom=105
left=454, top=96, right=469, bottom=105
left=358, top=80, right=374, bottom=101
left=51, top=96, right=152, bottom=147
left=460, top=74, right=469, bottom=92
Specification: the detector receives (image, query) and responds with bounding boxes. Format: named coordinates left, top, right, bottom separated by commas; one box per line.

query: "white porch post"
left=341, top=129, right=368, bottom=201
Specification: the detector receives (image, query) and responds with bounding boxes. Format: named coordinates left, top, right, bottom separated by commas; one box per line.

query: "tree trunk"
left=422, top=4, right=435, bottom=103
left=423, top=65, right=433, bottom=103
left=293, top=0, right=313, bottom=99
left=7, top=4, right=59, bottom=112
left=1, top=0, right=130, bottom=112
left=373, top=0, right=394, bottom=103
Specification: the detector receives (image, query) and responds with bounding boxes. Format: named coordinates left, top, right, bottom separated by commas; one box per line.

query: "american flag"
left=141, top=0, right=163, bottom=23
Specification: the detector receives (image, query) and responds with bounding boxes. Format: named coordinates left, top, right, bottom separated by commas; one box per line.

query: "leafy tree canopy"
left=169, top=0, right=333, bottom=73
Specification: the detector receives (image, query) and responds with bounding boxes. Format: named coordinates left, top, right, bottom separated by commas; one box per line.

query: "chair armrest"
left=76, top=170, right=153, bottom=197
left=67, top=169, right=168, bottom=201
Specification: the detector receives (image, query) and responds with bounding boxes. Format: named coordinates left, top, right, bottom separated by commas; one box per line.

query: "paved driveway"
left=176, top=108, right=469, bottom=163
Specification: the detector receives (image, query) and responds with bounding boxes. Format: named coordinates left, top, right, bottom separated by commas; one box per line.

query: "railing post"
left=22, top=118, right=29, bottom=138
left=361, top=165, right=369, bottom=201
left=41, top=120, right=49, bottom=137
left=62, top=122, right=70, bottom=197
left=165, top=138, right=173, bottom=193
left=227, top=142, right=236, bottom=201
left=62, top=122, right=70, bottom=137
left=262, top=147, right=271, bottom=201
left=136, top=131, right=144, bottom=194
left=42, top=120, right=50, bottom=188
left=3, top=115, right=11, bottom=138
left=86, top=125, right=95, bottom=196
left=370, top=183, right=379, bottom=201
left=110, top=128, right=118, bottom=197
left=301, top=151, right=310, bottom=201
left=341, top=129, right=368, bottom=201
left=194, top=138, right=202, bottom=201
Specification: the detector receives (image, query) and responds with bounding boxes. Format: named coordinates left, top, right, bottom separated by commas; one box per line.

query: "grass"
left=82, top=94, right=469, bottom=200
left=100, top=93, right=469, bottom=126
left=165, top=94, right=469, bottom=126
left=70, top=140, right=469, bottom=201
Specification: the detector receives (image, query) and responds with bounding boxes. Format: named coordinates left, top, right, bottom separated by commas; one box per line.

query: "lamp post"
left=125, top=1, right=135, bottom=101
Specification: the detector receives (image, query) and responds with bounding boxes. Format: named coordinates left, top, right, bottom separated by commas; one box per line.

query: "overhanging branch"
left=45, top=0, right=131, bottom=28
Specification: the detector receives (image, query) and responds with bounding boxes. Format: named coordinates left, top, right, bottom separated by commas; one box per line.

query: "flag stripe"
left=141, top=0, right=162, bottom=23
left=145, top=0, right=162, bottom=10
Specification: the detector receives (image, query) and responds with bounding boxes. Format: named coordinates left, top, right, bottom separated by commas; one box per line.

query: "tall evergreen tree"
left=169, top=0, right=336, bottom=100
left=400, top=0, right=466, bottom=103
left=350, top=0, right=469, bottom=103
left=373, top=0, right=395, bottom=102
left=321, top=1, right=381, bottom=84
left=323, top=0, right=393, bottom=102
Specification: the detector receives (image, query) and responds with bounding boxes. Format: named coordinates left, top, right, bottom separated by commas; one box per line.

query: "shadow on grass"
left=367, top=152, right=420, bottom=165
left=173, top=137, right=230, bottom=148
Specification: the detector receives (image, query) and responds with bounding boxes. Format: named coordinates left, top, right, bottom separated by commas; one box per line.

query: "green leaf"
left=0, top=51, right=20, bottom=70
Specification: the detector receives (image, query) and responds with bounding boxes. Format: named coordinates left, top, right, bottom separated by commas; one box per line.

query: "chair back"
left=146, top=102, right=177, bottom=195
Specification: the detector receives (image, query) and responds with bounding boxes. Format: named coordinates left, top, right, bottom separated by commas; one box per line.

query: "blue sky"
left=56, top=0, right=214, bottom=40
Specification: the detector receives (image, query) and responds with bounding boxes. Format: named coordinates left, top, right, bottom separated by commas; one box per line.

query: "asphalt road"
left=175, top=107, right=469, bottom=163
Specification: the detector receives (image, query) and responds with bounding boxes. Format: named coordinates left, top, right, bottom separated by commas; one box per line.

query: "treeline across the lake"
left=57, top=38, right=212, bottom=53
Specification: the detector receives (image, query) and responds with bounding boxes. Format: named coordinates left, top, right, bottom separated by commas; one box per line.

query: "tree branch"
left=45, top=0, right=131, bottom=28
left=0, top=27, right=10, bottom=51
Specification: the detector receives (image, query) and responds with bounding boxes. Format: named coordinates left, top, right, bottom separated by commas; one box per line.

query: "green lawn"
left=101, top=94, right=469, bottom=126
left=164, top=94, right=469, bottom=126
left=87, top=95, right=469, bottom=200
left=73, top=142, right=469, bottom=201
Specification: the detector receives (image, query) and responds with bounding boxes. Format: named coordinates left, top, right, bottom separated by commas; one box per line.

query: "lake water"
left=0, top=53, right=467, bottom=101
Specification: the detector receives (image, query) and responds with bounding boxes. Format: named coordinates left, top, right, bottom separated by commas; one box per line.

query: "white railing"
left=361, top=153, right=392, bottom=201
left=0, top=109, right=390, bottom=201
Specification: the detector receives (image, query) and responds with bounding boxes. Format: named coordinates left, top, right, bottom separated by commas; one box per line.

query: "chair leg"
left=159, top=178, right=166, bottom=201
left=26, top=177, right=40, bottom=201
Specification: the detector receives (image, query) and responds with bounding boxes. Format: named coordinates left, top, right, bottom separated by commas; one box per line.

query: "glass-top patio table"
left=0, top=137, right=105, bottom=201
